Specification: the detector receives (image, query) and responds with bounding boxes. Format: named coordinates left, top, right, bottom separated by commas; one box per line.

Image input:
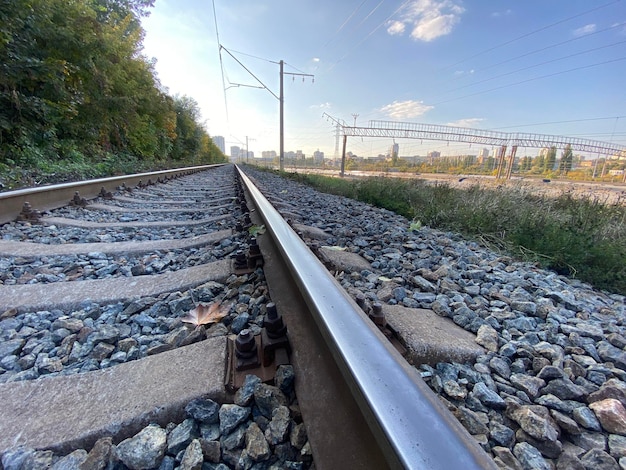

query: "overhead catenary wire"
left=219, top=47, right=279, bottom=100
left=432, top=56, right=626, bottom=106
left=441, top=40, right=626, bottom=96
left=324, top=0, right=369, bottom=47
left=441, top=0, right=622, bottom=71
left=354, top=0, right=386, bottom=29
left=464, top=21, right=626, bottom=76
left=327, top=0, right=411, bottom=71
left=212, top=0, right=230, bottom=128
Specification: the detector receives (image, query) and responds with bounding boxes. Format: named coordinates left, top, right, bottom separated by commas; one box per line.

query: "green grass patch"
left=280, top=170, right=626, bottom=295
left=0, top=153, right=226, bottom=191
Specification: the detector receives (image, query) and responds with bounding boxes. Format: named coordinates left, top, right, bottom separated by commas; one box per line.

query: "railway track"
left=0, top=164, right=625, bottom=469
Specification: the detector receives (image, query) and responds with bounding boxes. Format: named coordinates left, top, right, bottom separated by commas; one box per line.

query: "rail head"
left=236, top=165, right=497, bottom=470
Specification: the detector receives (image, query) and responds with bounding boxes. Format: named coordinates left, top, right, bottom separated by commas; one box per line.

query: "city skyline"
left=142, top=1, right=626, bottom=160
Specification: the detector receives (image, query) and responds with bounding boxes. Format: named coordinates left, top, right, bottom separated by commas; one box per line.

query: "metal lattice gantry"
left=322, top=114, right=626, bottom=178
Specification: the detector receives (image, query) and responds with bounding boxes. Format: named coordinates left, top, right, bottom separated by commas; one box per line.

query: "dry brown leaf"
left=181, top=301, right=231, bottom=327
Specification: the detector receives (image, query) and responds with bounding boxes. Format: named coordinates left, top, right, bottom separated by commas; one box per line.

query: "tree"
left=519, top=156, right=532, bottom=172
left=0, top=0, right=224, bottom=173
left=558, top=144, right=573, bottom=175
left=533, top=154, right=545, bottom=173
left=544, top=146, right=557, bottom=173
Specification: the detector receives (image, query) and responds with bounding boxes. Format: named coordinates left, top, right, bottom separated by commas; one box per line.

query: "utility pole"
left=279, top=60, right=284, bottom=171
left=340, top=135, right=348, bottom=178
left=245, top=136, right=255, bottom=163
left=351, top=113, right=359, bottom=127
left=279, top=61, right=314, bottom=172
left=216, top=47, right=313, bottom=173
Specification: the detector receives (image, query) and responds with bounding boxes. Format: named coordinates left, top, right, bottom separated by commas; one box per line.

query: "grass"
left=0, top=153, right=226, bottom=191
left=280, top=170, right=626, bottom=295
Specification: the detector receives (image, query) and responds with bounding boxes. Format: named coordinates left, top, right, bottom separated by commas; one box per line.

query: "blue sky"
left=141, top=0, right=626, bottom=159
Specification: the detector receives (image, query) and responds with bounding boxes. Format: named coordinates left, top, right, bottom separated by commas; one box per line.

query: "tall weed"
left=283, top=171, right=626, bottom=295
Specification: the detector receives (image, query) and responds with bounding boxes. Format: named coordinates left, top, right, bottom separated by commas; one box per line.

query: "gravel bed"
left=0, top=271, right=270, bottom=384
left=0, top=165, right=241, bottom=282
left=0, top=165, right=315, bottom=469
left=3, top=163, right=625, bottom=468
left=1, top=222, right=229, bottom=244
left=243, top=166, right=626, bottom=470
left=51, top=203, right=232, bottom=223
left=0, top=165, right=263, bottom=383
left=2, top=371, right=313, bottom=470
left=0, top=238, right=243, bottom=285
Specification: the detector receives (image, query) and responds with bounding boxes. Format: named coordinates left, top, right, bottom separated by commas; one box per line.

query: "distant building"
left=388, top=143, right=399, bottom=159
left=262, top=150, right=277, bottom=159
left=478, top=148, right=489, bottom=162
left=427, top=151, right=441, bottom=163
left=230, top=146, right=241, bottom=160
left=313, top=149, right=324, bottom=163
left=212, top=136, right=225, bottom=154
left=296, top=150, right=305, bottom=160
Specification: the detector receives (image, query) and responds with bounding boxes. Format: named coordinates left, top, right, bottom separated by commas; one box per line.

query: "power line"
left=212, top=0, right=230, bottom=127
left=284, top=61, right=309, bottom=75
left=220, top=46, right=280, bottom=100
left=328, top=0, right=411, bottom=71
left=225, top=48, right=277, bottom=64
left=355, top=0, right=386, bottom=29
left=433, top=56, right=626, bottom=106
left=442, top=40, right=626, bottom=95
left=465, top=21, right=626, bottom=76
left=442, top=0, right=621, bottom=71
left=324, top=0, right=369, bottom=47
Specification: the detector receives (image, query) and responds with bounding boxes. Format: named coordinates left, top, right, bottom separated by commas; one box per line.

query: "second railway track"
left=0, top=164, right=625, bottom=469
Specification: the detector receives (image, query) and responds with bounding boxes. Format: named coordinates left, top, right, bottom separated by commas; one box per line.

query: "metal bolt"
left=69, top=191, right=87, bottom=207
left=235, top=329, right=257, bottom=358
left=249, top=237, right=261, bottom=256
left=99, top=187, right=113, bottom=199
left=370, top=302, right=386, bottom=327
left=355, top=293, right=366, bottom=308
left=233, top=250, right=248, bottom=270
left=264, top=303, right=287, bottom=338
left=17, top=202, right=42, bottom=222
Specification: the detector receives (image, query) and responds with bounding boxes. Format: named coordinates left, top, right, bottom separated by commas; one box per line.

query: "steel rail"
left=236, top=165, right=497, bottom=470
left=0, top=164, right=224, bottom=224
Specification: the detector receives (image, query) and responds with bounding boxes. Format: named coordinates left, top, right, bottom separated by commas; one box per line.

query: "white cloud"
left=573, top=24, right=596, bottom=36
left=446, top=118, right=484, bottom=128
left=312, top=57, right=320, bottom=62
left=387, top=0, right=465, bottom=42
left=310, top=102, right=331, bottom=109
left=380, top=100, right=434, bottom=119
left=491, top=9, right=512, bottom=18
left=387, top=21, right=406, bottom=35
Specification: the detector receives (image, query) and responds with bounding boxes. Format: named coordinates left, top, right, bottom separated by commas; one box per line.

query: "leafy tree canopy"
left=0, top=0, right=225, bottom=186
